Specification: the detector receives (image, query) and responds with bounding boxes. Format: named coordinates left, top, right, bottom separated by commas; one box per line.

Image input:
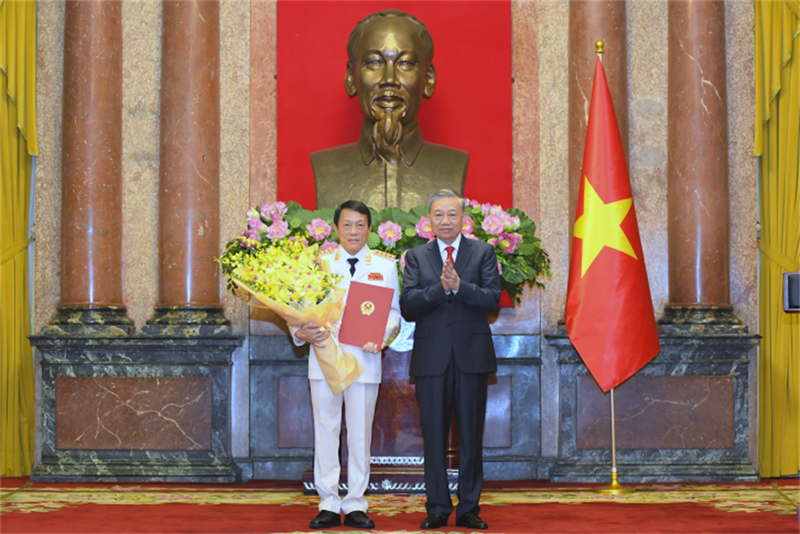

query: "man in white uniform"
left=294, top=200, right=401, bottom=530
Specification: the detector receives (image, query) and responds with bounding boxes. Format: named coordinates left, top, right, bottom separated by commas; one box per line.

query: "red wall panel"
left=276, top=0, right=512, bottom=209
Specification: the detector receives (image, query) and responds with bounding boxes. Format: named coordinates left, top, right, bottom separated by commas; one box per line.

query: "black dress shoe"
left=310, top=510, right=341, bottom=529
left=420, top=514, right=447, bottom=529
left=456, top=511, right=488, bottom=530
left=344, top=511, right=375, bottom=529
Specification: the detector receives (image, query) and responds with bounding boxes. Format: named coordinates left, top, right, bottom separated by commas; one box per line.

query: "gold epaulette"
left=319, top=247, right=337, bottom=256
left=384, top=324, right=401, bottom=347
left=372, top=249, right=396, bottom=261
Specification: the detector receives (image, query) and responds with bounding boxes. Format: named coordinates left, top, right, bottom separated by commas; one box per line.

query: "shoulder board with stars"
left=319, top=247, right=337, bottom=257
left=372, top=250, right=396, bottom=261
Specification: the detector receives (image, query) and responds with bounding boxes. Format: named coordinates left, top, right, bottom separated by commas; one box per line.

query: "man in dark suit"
left=400, top=189, right=501, bottom=530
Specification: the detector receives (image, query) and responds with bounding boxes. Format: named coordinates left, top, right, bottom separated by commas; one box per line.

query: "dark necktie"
left=347, top=258, right=358, bottom=277
left=445, top=246, right=455, bottom=265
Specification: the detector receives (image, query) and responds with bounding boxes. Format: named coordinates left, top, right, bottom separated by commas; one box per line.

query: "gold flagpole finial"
left=596, top=41, right=605, bottom=55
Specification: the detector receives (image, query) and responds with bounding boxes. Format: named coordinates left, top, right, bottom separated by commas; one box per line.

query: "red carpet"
left=1, top=478, right=797, bottom=534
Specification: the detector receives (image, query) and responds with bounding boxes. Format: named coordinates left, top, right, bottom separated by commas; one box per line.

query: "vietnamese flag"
left=565, top=57, right=660, bottom=393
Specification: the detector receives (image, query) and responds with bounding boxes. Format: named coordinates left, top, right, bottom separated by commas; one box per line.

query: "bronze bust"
left=312, top=9, right=468, bottom=211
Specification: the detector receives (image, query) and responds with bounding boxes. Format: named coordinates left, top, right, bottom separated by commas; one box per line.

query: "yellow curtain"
left=0, top=0, right=38, bottom=477
left=755, top=0, right=800, bottom=478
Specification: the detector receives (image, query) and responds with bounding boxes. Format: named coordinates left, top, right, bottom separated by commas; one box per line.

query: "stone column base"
left=41, top=306, right=134, bottom=337
left=659, top=305, right=749, bottom=335
left=141, top=306, right=232, bottom=336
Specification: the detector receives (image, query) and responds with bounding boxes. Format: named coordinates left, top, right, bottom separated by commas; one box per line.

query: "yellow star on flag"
left=573, top=177, right=637, bottom=277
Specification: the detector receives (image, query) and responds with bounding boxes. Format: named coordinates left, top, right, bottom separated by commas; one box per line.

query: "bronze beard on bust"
left=311, top=9, right=468, bottom=211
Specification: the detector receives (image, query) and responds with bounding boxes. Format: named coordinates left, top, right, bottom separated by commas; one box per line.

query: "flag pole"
left=593, top=387, right=635, bottom=494
left=591, top=41, right=636, bottom=496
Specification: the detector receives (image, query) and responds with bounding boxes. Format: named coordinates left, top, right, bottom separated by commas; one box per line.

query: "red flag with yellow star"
left=565, top=57, right=660, bottom=392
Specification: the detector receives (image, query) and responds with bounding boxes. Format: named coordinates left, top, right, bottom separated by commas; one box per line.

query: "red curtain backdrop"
left=276, top=0, right=512, bottom=210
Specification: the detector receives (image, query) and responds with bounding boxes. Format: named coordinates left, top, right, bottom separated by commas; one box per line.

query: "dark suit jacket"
left=400, top=237, right=502, bottom=377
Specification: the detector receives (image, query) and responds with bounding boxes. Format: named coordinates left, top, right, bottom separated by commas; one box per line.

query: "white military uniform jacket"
left=294, top=244, right=401, bottom=385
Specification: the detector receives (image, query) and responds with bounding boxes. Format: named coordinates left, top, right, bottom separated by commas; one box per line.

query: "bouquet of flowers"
left=218, top=201, right=361, bottom=395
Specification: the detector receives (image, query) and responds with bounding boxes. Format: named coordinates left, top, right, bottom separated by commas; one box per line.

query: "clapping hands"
left=440, top=259, right=460, bottom=293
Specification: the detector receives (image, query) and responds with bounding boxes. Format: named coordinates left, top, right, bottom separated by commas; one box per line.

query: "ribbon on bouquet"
left=312, top=322, right=365, bottom=396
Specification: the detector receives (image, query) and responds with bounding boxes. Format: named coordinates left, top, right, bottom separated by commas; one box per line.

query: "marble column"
left=662, top=0, right=741, bottom=330
left=43, top=0, right=133, bottom=336
left=144, top=0, right=230, bottom=335
left=568, top=1, right=628, bottom=230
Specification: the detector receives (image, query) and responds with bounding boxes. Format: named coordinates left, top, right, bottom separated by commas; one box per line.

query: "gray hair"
left=427, top=189, right=465, bottom=213
left=347, top=9, right=434, bottom=65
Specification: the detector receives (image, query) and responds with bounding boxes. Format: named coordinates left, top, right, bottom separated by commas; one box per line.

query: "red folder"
left=338, top=281, right=395, bottom=348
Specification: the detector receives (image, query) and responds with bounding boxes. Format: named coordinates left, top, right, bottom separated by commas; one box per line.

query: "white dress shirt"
left=436, top=233, right=462, bottom=294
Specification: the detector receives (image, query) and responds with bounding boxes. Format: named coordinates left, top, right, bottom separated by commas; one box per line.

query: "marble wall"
left=34, top=0, right=759, bottom=468
left=55, top=377, right=212, bottom=450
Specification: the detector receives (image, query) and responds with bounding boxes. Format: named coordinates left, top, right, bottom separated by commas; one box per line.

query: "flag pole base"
left=593, top=471, right=636, bottom=495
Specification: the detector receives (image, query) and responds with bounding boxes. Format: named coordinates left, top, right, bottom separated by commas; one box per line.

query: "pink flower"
left=461, top=214, right=474, bottom=235
left=306, top=218, right=332, bottom=242
left=482, top=213, right=507, bottom=236
left=488, top=237, right=498, bottom=247
left=415, top=216, right=435, bottom=239
left=266, top=219, right=289, bottom=240
left=497, top=232, right=523, bottom=254
left=378, top=221, right=403, bottom=246
left=400, top=250, right=408, bottom=269
left=506, top=215, right=521, bottom=231
left=320, top=240, right=339, bottom=252
left=480, top=202, right=494, bottom=215
left=240, top=230, right=260, bottom=248
left=497, top=259, right=503, bottom=275
left=248, top=217, right=267, bottom=233
left=463, top=198, right=480, bottom=209
left=262, top=201, right=288, bottom=220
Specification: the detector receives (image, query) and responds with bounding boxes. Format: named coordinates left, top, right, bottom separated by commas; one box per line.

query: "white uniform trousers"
left=309, top=379, right=379, bottom=514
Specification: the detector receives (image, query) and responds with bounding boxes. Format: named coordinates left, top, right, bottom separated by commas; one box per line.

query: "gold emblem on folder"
left=361, top=301, right=375, bottom=316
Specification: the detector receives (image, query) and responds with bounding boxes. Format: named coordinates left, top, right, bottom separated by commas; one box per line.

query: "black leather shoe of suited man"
left=310, top=510, right=341, bottom=529
left=344, top=511, right=375, bottom=529
left=420, top=514, right=447, bottom=529
left=456, top=511, right=488, bottom=529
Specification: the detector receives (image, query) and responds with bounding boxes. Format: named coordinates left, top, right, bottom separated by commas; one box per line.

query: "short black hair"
left=334, top=200, right=372, bottom=227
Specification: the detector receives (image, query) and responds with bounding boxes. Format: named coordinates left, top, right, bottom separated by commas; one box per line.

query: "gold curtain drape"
left=754, top=0, right=800, bottom=478
left=0, top=0, right=38, bottom=477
